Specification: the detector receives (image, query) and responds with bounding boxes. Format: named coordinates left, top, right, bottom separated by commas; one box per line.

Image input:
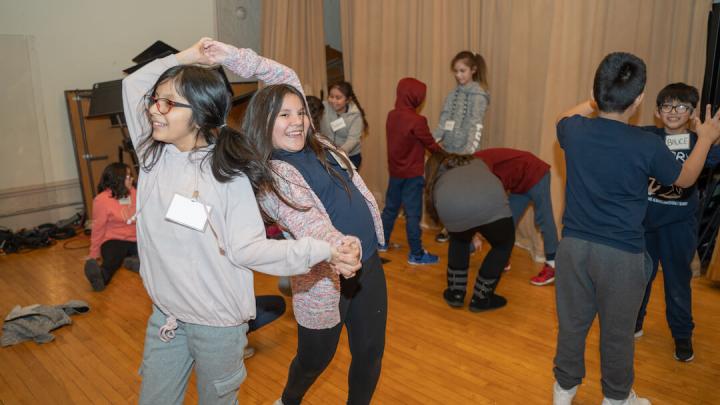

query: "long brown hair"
left=451, top=51, right=488, bottom=90
left=424, top=151, right=472, bottom=224
left=243, top=84, right=355, bottom=214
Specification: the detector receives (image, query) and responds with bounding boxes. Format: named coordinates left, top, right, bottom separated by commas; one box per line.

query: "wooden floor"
left=1, top=221, right=720, bottom=405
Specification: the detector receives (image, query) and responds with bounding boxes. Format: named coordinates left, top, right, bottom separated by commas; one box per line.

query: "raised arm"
left=122, top=38, right=215, bottom=151
left=556, top=100, right=596, bottom=125
left=674, top=105, right=720, bottom=187
left=202, top=40, right=302, bottom=93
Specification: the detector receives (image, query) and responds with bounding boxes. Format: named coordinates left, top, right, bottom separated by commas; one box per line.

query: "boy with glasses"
left=634, top=83, right=720, bottom=362
left=552, top=54, right=720, bottom=405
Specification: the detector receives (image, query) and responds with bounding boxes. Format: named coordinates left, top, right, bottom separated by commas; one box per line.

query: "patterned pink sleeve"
left=222, top=47, right=303, bottom=93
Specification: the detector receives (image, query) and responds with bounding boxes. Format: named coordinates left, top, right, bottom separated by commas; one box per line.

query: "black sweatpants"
left=281, top=252, right=387, bottom=405
left=100, top=240, right=138, bottom=283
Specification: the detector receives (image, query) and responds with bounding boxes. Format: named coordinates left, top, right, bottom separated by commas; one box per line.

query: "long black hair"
left=137, top=65, right=281, bottom=214
left=241, top=84, right=355, bottom=204
left=98, top=162, right=130, bottom=199
left=329, top=81, right=369, bottom=133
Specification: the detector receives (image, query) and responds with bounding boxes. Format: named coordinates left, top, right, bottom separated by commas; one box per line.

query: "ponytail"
left=329, top=81, right=369, bottom=134
left=451, top=51, right=489, bottom=90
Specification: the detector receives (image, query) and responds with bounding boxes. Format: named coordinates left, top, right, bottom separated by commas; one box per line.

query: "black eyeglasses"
left=146, top=95, right=192, bottom=114
left=659, top=103, right=692, bottom=114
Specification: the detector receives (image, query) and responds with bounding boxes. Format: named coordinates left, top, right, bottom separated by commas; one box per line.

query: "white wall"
left=216, top=0, right=262, bottom=82
left=0, top=0, right=216, bottom=228
left=0, top=0, right=217, bottom=186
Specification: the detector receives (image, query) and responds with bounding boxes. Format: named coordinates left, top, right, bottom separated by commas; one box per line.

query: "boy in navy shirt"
left=635, top=83, right=720, bottom=362
left=552, top=53, right=720, bottom=405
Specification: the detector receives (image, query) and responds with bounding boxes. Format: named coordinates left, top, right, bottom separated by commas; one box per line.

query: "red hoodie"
left=474, top=148, right=550, bottom=194
left=386, top=78, right=441, bottom=178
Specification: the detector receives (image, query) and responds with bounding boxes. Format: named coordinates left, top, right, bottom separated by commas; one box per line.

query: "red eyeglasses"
left=146, top=95, right=192, bottom=114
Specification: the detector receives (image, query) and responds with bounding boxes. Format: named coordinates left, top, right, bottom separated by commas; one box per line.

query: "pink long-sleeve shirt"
left=89, top=188, right=137, bottom=258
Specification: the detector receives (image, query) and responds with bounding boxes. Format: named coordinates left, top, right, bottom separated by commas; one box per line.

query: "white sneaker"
left=601, top=390, right=651, bottom=405
left=553, top=381, right=577, bottom=405
left=273, top=399, right=284, bottom=405
left=634, top=329, right=643, bottom=339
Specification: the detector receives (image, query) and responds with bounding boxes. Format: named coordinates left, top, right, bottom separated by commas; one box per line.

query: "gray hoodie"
left=320, top=100, right=364, bottom=156
left=433, top=81, right=489, bottom=154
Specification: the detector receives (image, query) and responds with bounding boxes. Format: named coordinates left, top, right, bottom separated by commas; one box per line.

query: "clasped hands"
left=329, top=237, right=362, bottom=279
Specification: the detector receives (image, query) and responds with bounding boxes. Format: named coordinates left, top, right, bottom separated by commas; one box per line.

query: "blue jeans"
left=139, top=306, right=249, bottom=405
left=380, top=176, right=424, bottom=256
left=636, top=219, right=696, bottom=339
left=508, top=173, right=559, bottom=259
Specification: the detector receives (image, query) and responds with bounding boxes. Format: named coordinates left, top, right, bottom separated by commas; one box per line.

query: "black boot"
left=469, top=276, right=507, bottom=312
left=444, top=266, right=468, bottom=307
left=84, top=259, right=106, bottom=292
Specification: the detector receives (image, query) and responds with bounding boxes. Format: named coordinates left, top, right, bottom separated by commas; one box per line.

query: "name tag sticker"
left=330, top=117, right=347, bottom=132
left=165, top=194, right=212, bottom=232
left=665, top=133, right=690, bottom=151
left=118, top=197, right=131, bottom=205
left=444, top=120, right=455, bottom=131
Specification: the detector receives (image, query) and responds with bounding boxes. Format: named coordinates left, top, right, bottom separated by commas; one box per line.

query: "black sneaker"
left=435, top=231, right=449, bottom=243
left=84, top=259, right=106, bottom=291
left=443, top=288, right=465, bottom=308
left=674, top=338, right=694, bottom=362
left=469, top=294, right=507, bottom=312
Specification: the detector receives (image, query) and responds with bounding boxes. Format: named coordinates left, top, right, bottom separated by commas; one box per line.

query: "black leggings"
left=448, top=217, right=515, bottom=279
left=281, top=252, right=387, bottom=405
left=100, top=240, right=138, bottom=282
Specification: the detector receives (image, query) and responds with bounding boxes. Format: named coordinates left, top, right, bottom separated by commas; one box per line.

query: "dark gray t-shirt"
left=434, top=159, right=511, bottom=232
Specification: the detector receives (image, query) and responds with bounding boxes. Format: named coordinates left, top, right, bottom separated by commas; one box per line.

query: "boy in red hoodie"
left=380, top=78, right=442, bottom=265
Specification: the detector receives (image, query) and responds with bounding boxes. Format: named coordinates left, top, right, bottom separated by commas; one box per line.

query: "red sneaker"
left=530, top=264, right=555, bottom=286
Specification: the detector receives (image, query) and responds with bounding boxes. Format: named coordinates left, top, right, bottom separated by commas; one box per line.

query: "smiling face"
left=271, top=93, right=310, bottom=152
left=655, top=99, right=694, bottom=134
left=453, top=59, right=476, bottom=86
left=147, top=79, right=198, bottom=151
left=328, top=87, right=349, bottom=114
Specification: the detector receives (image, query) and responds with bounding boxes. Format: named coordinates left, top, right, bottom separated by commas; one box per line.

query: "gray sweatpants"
left=553, top=237, right=651, bottom=400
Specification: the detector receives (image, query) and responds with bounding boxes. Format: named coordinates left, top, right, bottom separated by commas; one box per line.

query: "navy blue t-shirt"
left=273, top=147, right=378, bottom=260
left=641, top=126, right=698, bottom=230
left=641, top=126, right=720, bottom=230
left=557, top=115, right=682, bottom=253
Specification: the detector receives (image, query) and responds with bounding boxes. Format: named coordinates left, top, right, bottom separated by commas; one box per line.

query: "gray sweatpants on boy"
left=553, top=237, right=651, bottom=400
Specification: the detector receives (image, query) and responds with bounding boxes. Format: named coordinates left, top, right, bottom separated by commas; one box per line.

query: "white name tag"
left=118, top=197, right=131, bottom=205
left=330, top=117, right=347, bottom=132
left=165, top=194, right=212, bottom=232
left=444, top=120, right=455, bottom=131
left=665, top=133, right=690, bottom=151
